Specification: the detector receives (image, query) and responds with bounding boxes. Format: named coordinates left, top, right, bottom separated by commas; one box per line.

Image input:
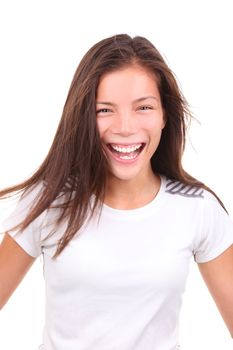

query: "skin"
left=0, top=233, right=35, bottom=309
left=96, top=64, right=165, bottom=209
left=198, top=245, right=233, bottom=337
left=0, top=64, right=233, bottom=339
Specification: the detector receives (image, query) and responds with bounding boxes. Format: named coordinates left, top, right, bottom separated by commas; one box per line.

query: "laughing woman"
left=0, top=34, right=233, bottom=350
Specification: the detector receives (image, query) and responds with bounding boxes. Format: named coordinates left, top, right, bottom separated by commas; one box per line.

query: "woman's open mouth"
left=107, top=143, right=145, bottom=161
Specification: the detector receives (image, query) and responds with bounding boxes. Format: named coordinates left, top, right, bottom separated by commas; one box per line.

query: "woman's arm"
left=198, top=244, right=233, bottom=337
left=0, top=233, right=36, bottom=309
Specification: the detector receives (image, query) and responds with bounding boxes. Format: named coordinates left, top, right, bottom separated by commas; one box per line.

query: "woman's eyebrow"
left=133, top=96, right=158, bottom=103
left=96, top=101, right=116, bottom=106
left=96, top=96, right=158, bottom=106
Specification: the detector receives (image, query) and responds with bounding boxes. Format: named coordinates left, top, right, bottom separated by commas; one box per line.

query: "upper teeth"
left=111, top=144, right=142, bottom=153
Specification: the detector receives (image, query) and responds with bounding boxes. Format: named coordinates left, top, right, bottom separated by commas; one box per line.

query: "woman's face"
left=96, top=64, right=165, bottom=184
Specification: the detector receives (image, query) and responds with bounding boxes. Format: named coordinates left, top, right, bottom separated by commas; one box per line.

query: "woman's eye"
left=96, top=108, right=111, bottom=114
left=138, top=106, right=152, bottom=111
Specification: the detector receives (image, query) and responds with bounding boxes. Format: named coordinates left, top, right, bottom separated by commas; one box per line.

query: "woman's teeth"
left=111, top=144, right=142, bottom=153
left=118, top=154, right=138, bottom=160
left=109, top=143, right=143, bottom=160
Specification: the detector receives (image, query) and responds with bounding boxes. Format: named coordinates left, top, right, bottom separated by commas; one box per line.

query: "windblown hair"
left=0, top=34, right=226, bottom=257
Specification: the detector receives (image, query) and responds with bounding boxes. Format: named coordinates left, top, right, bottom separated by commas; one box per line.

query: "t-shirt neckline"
left=101, top=174, right=166, bottom=218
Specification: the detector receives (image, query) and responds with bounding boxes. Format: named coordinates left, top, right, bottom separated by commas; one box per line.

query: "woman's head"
left=60, top=34, right=189, bottom=185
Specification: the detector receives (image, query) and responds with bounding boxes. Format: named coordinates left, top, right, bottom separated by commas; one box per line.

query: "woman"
left=0, top=34, right=233, bottom=350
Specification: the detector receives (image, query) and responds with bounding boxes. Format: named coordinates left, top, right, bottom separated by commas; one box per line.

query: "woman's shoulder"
left=162, top=175, right=220, bottom=206
left=163, top=177, right=204, bottom=199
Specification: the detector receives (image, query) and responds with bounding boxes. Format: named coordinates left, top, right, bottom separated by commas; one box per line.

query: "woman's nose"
left=112, top=112, right=137, bottom=136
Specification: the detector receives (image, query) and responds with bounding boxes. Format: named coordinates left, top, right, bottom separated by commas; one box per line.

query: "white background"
left=0, top=0, right=233, bottom=349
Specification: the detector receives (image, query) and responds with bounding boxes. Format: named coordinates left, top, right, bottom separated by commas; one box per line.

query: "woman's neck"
left=103, top=171, right=161, bottom=210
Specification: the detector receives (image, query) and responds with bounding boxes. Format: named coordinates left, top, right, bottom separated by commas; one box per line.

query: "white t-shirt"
left=2, top=175, right=233, bottom=350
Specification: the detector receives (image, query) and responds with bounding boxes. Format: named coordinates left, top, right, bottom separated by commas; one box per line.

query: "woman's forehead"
left=96, top=65, right=160, bottom=101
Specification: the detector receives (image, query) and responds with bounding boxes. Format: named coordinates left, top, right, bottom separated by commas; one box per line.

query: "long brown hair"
left=0, top=34, right=226, bottom=257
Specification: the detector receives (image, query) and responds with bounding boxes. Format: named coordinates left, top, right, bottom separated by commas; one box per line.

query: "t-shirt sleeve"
left=1, top=183, right=46, bottom=258
left=194, top=192, right=233, bottom=263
